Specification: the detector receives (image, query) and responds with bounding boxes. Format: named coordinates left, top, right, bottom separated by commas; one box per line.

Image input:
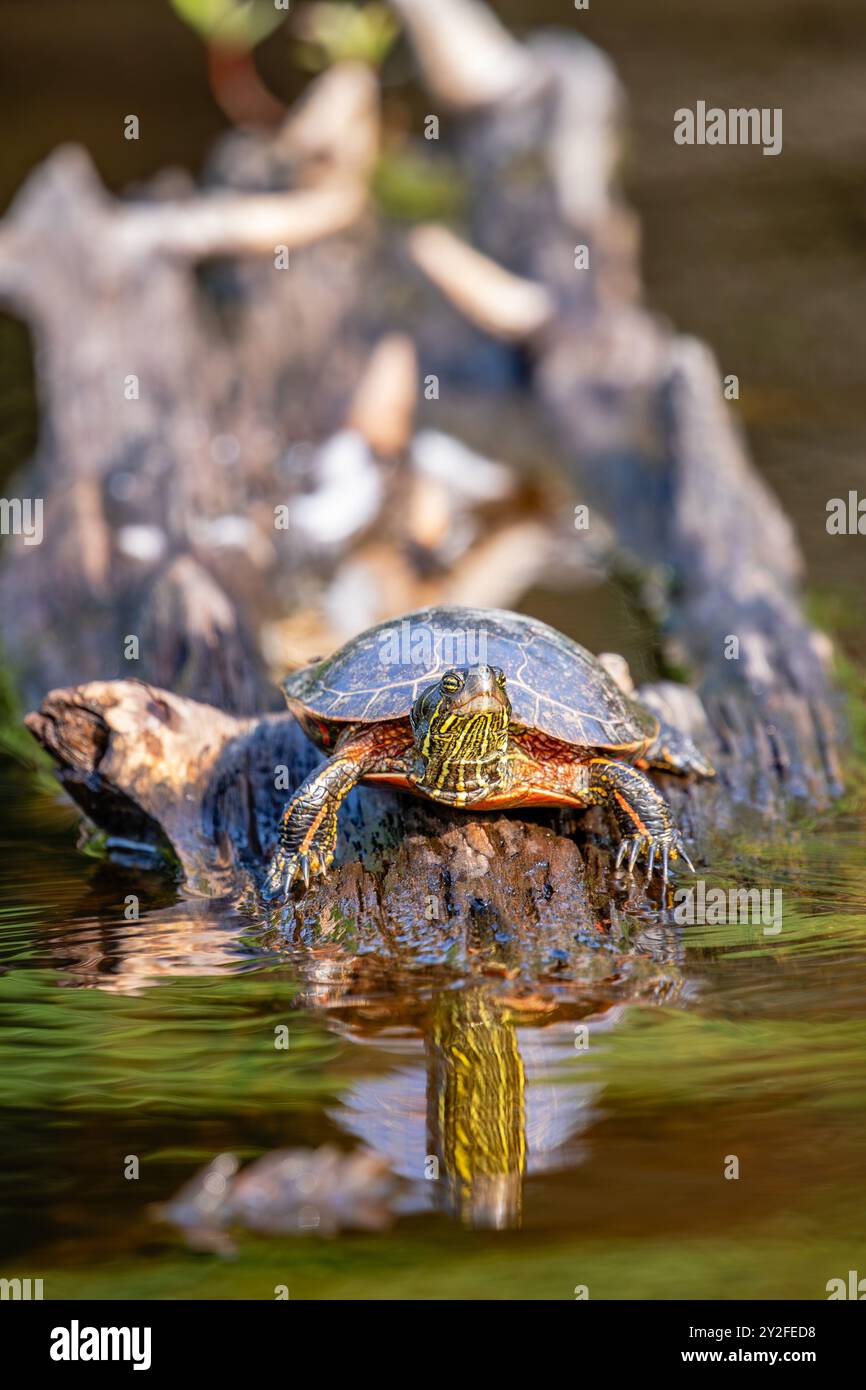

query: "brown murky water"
left=1, top=0, right=865, bottom=1298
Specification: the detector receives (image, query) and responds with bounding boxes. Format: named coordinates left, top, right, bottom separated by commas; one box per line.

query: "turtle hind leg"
left=583, top=757, right=695, bottom=885
left=639, top=719, right=715, bottom=778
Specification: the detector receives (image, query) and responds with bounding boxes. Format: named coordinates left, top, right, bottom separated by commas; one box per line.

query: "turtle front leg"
left=584, top=758, right=695, bottom=885
left=263, top=756, right=353, bottom=899
left=263, top=727, right=411, bottom=901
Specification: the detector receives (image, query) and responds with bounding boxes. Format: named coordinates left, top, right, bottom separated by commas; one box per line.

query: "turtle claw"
left=260, top=851, right=295, bottom=904
left=614, top=833, right=652, bottom=881
left=614, top=828, right=695, bottom=888
left=262, top=842, right=333, bottom=903
left=677, top=843, right=695, bottom=874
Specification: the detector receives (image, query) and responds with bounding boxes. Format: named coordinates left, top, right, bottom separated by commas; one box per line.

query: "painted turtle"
left=264, top=605, right=713, bottom=899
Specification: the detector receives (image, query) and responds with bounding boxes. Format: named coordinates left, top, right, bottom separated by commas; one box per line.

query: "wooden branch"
left=119, top=183, right=366, bottom=263
left=345, top=333, right=418, bottom=456
left=25, top=682, right=255, bottom=886
left=390, top=0, right=542, bottom=109
left=408, top=224, right=555, bottom=340
left=275, top=60, right=381, bottom=187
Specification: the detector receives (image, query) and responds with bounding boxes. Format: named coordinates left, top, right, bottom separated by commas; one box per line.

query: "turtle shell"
left=282, top=606, right=658, bottom=751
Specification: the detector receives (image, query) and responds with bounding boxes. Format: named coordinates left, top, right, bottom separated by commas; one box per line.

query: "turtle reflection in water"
left=341, top=988, right=603, bottom=1231
left=264, top=605, right=714, bottom=899
left=158, top=989, right=609, bottom=1240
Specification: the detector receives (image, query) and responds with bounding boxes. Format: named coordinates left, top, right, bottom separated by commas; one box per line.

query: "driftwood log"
left=6, top=0, right=846, bottom=981
left=25, top=678, right=687, bottom=1014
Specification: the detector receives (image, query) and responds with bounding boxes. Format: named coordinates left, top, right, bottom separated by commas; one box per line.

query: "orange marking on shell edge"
left=482, top=787, right=579, bottom=809
left=613, top=790, right=649, bottom=836
left=365, top=772, right=580, bottom=810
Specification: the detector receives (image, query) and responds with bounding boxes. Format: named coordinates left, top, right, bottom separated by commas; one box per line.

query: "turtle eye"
left=495, top=669, right=507, bottom=688
left=441, top=671, right=463, bottom=693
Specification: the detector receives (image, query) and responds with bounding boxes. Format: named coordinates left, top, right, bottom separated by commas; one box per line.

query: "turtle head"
left=410, top=666, right=510, bottom=800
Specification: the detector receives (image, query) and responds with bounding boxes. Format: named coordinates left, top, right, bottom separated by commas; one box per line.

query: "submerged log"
left=153, top=1147, right=398, bottom=1252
